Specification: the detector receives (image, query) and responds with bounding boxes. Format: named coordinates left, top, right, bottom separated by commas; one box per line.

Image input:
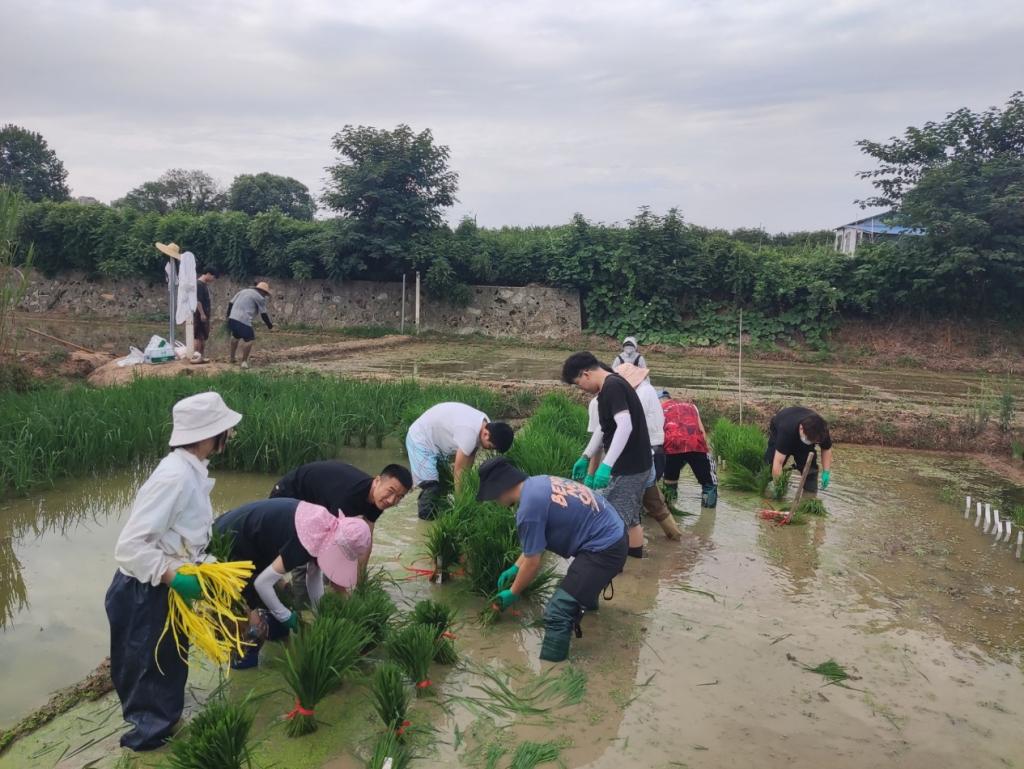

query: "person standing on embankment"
left=477, top=457, right=628, bottom=662
left=612, top=335, right=646, bottom=368
left=227, top=281, right=274, bottom=369
left=405, top=402, right=515, bottom=520
left=193, top=266, right=217, bottom=362
left=563, top=351, right=652, bottom=559
left=105, top=392, right=242, bottom=751
left=765, top=406, right=833, bottom=493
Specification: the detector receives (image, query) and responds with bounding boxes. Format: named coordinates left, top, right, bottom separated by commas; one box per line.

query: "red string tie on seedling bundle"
left=441, top=631, right=457, bottom=640
left=416, top=679, right=432, bottom=689
left=285, top=699, right=315, bottom=720
left=759, top=508, right=792, bottom=526
left=395, top=719, right=412, bottom=736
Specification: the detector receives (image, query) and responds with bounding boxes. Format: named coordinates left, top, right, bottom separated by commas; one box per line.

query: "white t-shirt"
left=408, top=402, right=488, bottom=457
left=588, top=383, right=664, bottom=446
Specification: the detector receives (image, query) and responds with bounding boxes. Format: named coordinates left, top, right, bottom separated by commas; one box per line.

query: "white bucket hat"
left=169, top=392, right=243, bottom=446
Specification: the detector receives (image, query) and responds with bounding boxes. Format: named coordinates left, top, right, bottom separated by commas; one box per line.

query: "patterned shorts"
left=601, top=470, right=649, bottom=528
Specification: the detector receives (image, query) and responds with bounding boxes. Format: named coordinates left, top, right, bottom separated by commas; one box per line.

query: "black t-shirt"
left=270, top=461, right=382, bottom=522
left=196, top=281, right=211, bottom=317
left=769, top=406, right=832, bottom=464
left=597, top=373, right=653, bottom=476
left=213, top=498, right=312, bottom=574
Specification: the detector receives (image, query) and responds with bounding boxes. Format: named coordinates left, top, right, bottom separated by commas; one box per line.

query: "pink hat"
left=294, top=501, right=372, bottom=589
left=613, top=362, right=650, bottom=389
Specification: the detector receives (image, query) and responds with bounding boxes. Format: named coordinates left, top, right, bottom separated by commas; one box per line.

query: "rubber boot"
left=642, top=485, right=682, bottom=540
left=540, top=588, right=580, bottom=662
left=701, top=484, right=718, bottom=508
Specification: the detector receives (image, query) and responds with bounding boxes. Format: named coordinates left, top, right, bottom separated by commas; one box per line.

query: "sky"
left=2, top=0, right=1023, bottom=232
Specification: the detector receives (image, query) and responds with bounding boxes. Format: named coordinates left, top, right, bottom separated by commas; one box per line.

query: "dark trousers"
left=764, top=442, right=818, bottom=491
left=105, top=571, right=188, bottom=751
left=652, top=446, right=666, bottom=481
left=417, top=481, right=442, bottom=520
left=664, top=451, right=717, bottom=487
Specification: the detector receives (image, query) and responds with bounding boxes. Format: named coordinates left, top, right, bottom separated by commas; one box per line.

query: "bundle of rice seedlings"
left=281, top=616, right=370, bottom=736
left=385, top=623, right=438, bottom=692
left=409, top=599, right=457, bottom=636
left=793, top=498, right=828, bottom=517
left=721, top=464, right=772, bottom=496
left=370, top=662, right=410, bottom=733
left=366, top=730, right=411, bottom=769
left=804, top=659, right=852, bottom=687
left=422, top=510, right=464, bottom=580
left=462, top=505, right=520, bottom=597
left=206, top=527, right=236, bottom=563
left=166, top=695, right=255, bottom=769
left=433, top=635, right=459, bottom=665
left=316, top=583, right=396, bottom=651
left=709, top=418, right=767, bottom=474
left=770, top=468, right=793, bottom=500
left=509, top=740, right=562, bottom=769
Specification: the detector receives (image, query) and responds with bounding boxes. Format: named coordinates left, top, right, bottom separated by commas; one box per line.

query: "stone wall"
left=17, top=272, right=582, bottom=339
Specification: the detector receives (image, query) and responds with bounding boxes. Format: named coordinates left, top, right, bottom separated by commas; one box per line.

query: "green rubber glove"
left=592, top=463, right=613, bottom=490
left=169, top=572, right=202, bottom=603
left=821, top=469, right=831, bottom=490
left=495, top=589, right=520, bottom=611
left=284, top=611, right=300, bottom=632
left=584, top=474, right=595, bottom=488
left=497, top=564, right=520, bottom=590
left=571, top=456, right=589, bottom=481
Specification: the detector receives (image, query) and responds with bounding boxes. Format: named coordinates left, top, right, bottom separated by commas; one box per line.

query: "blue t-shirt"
left=516, top=475, right=625, bottom=559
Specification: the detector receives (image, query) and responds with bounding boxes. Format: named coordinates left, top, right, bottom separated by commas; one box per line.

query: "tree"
left=115, top=168, right=226, bottom=214
left=0, top=125, right=70, bottom=202
left=322, top=124, right=458, bottom=272
left=856, top=92, right=1024, bottom=314
left=227, top=172, right=316, bottom=220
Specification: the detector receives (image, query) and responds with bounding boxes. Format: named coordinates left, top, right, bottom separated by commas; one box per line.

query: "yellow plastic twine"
left=157, top=560, right=255, bottom=671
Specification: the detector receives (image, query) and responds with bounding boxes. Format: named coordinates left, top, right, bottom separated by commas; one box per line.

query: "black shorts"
left=653, top=446, right=666, bottom=480
left=193, top=311, right=210, bottom=341
left=664, top=452, right=718, bottom=487
left=560, top=534, right=628, bottom=607
left=228, top=319, right=255, bottom=342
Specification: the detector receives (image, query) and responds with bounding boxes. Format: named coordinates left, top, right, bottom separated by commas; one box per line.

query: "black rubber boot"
left=540, top=588, right=581, bottom=662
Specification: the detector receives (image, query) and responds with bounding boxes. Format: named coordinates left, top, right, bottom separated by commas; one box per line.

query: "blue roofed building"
left=833, top=211, right=923, bottom=255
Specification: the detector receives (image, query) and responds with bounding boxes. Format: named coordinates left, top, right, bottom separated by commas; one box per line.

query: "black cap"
left=477, top=457, right=528, bottom=502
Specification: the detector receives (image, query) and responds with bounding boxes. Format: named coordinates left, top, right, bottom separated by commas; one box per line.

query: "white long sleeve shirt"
left=114, top=449, right=216, bottom=585
left=585, top=380, right=665, bottom=456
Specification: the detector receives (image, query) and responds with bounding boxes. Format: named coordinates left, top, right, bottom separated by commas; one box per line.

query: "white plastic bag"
left=144, top=335, right=175, bottom=364
left=115, top=346, right=146, bottom=368
left=174, top=340, right=188, bottom=360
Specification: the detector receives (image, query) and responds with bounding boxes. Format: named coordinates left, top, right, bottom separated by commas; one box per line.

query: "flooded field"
left=2, top=444, right=1024, bottom=768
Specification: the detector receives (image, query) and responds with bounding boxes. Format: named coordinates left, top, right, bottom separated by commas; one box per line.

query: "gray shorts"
left=602, top=470, right=648, bottom=528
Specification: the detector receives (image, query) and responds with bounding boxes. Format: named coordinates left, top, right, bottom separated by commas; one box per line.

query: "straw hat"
left=294, top=502, right=372, bottom=589
left=254, top=281, right=271, bottom=294
left=613, top=362, right=650, bottom=388
left=155, top=242, right=182, bottom=259
left=169, top=391, right=243, bottom=446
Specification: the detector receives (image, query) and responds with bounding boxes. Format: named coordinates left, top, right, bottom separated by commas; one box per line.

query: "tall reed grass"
left=0, top=373, right=523, bottom=497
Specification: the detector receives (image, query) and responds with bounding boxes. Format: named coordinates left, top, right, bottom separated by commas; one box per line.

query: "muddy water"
left=3, top=446, right=1024, bottom=768
left=0, top=446, right=400, bottom=729
left=295, top=340, right=1024, bottom=422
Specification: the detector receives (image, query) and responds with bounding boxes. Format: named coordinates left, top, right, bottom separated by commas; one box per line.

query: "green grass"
left=0, top=372, right=524, bottom=497
left=166, top=693, right=256, bottom=769
left=709, top=418, right=767, bottom=474
left=506, top=393, right=589, bottom=477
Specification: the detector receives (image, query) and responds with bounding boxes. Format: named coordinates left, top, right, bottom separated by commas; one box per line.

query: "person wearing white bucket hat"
left=104, top=391, right=242, bottom=751
left=213, top=498, right=372, bottom=669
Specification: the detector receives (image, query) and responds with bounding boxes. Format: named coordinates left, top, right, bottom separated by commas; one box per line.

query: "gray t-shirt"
left=408, top=402, right=488, bottom=457
left=229, top=288, right=268, bottom=326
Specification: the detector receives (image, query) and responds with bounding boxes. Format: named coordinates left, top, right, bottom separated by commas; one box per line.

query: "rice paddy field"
left=2, top=371, right=1024, bottom=768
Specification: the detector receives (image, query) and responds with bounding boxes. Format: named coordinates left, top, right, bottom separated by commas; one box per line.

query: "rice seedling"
left=770, top=468, right=792, bottom=500
left=434, top=635, right=459, bottom=665
left=0, top=372, right=517, bottom=498
left=317, top=579, right=397, bottom=651
left=366, top=730, right=412, bottom=769
left=506, top=393, right=588, bottom=477
left=450, top=663, right=586, bottom=720
left=804, top=659, right=853, bottom=687
left=206, top=527, right=236, bottom=563
left=409, top=599, right=457, bottom=636
left=462, top=504, right=521, bottom=597
left=709, top=418, right=767, bottom=474
left=370, top=662, right=410, bottom=733
left=159, top=560, right=254, bottom=670
left=385, top=623, right=438, bottom=692
left=166, top=694, right=255, bottom=769
left=793, top=498, right=828, bottom=517
left=281, top=616, right=370, bottom=736
left=422, top=510, right=464, bottom=580
left=1010, top=505, right=1024, bottom=528
left=509, top=740, right=563, bottom=769
left=721, top=464, right=772, bottom=496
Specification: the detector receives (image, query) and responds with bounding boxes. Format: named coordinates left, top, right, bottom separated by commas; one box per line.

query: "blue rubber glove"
left=821, top=469, right=831, bottom=490
left=495, top=589, right=520, bottom=611
left=571, top=457, right=589, bottom=481
left=584, top=474, right=595, bottom=489
left=284, top=611, right=300, bottom=632
left=497, top=564, right=520, bottom=590
left=592, top=463, right=613, bottom=490
left=169, top=572, right=202, bottom=604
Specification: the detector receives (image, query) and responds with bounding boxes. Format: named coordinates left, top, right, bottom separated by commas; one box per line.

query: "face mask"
left=800, top=434, right=813, bottom=446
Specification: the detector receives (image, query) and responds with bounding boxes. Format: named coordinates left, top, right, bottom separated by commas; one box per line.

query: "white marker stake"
left=1017, top=530, right=1023, bottom=560
left=965, top=495, right=972, bottom=518
left=1003, top=520, right=1014, bottom=544
left=983, top=503, right=992, bottom=533
left=991, top=510, right=1001, bottom=540
left=975, top=502, right=983, bottom=527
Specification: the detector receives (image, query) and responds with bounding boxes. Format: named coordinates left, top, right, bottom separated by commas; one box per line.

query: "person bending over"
left=659, top=390, right=718, bottom=508
left=405, top=401, right=514, bottom=520
left=213, top=497, right=371, bottom=669
left=227, top=281, right=273, bottom=369
left=765, top=406, right=833, bottom=493
left=478, top=457, right=627, bottom=662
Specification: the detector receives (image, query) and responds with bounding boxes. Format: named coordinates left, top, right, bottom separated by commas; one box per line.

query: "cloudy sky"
left=3, top=0, right=1022, bottom=231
